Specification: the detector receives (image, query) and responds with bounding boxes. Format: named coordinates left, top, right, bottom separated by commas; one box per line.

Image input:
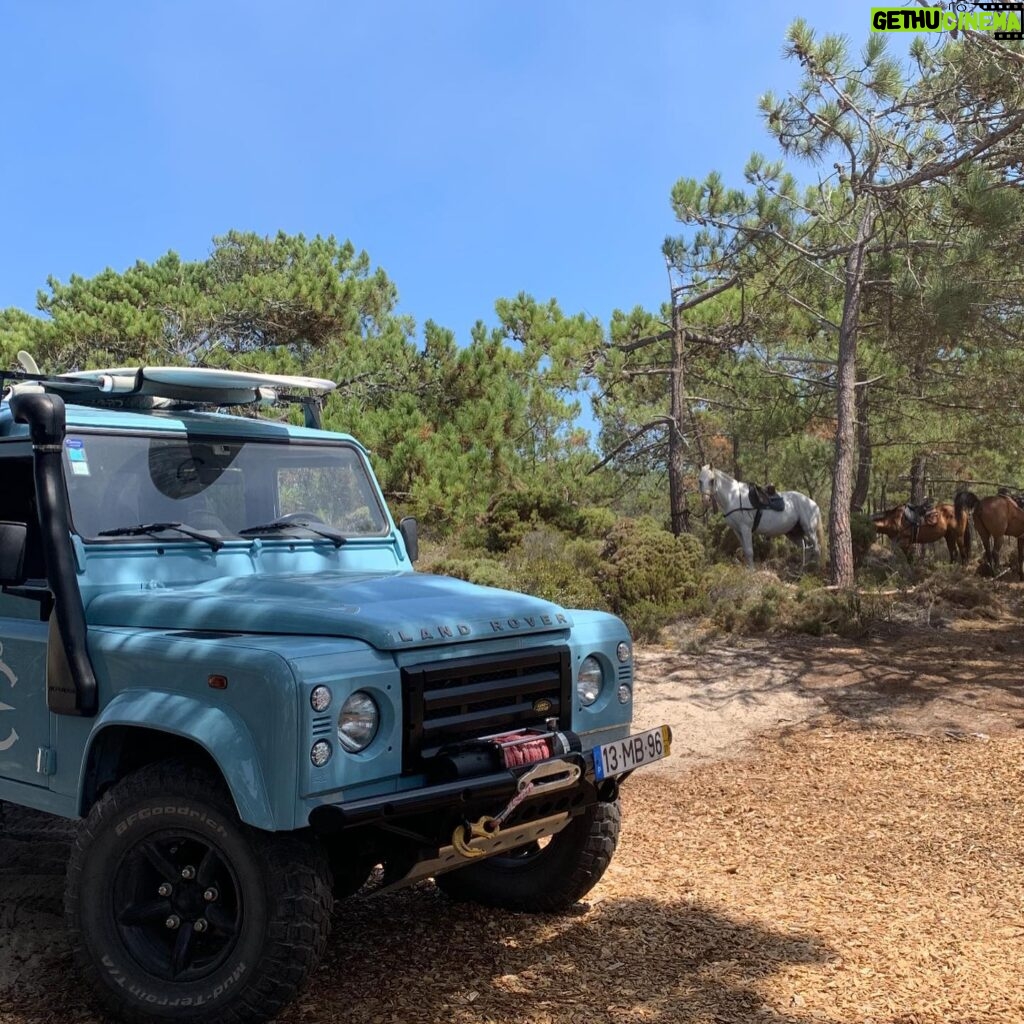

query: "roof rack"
left=1, top=365, right=337, bottom=428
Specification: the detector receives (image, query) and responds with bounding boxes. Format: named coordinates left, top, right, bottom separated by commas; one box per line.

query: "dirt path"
left=633, top=619, right=1024, bottom=764
left=2, top=619, right=1023, bottom=1022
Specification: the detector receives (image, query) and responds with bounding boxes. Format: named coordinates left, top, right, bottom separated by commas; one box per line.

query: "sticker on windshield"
left=65, top=438, right=90, bottom=476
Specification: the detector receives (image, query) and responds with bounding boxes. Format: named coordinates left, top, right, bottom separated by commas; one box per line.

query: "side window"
left=0, top=456, right=45, bottom=580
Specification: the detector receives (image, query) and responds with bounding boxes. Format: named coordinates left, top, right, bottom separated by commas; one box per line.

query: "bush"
left=505, top=528, right=606, bottom=609
left=577, top=506, right=618, bottom=540
left=913, top=568, right=1003, bottom=618
left=426, top=556, right=516, bottom=591
left=701, top=515, right=779, bottom=564
left=850, top=511, right=877, bottom=568
left=479, top=488, right=585, bottom=553
left=691, top=564, right=871, bottom=638
left=598, top=517, right=707, bottom=641
left=788, top=587, right=868, bottom=638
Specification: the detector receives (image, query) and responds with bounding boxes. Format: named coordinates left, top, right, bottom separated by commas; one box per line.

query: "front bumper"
left=308, top=749, right=607, bottom=833
left=308, top=725, right=671, bottom=894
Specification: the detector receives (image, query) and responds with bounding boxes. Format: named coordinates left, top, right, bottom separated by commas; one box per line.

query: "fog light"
left=616, top=641, right=631, bottom=663
left=618, top=684, right=632, bottom=705
left=310, top=685, right=332, bottom=713
left=310, top=740, right=333, bottom=768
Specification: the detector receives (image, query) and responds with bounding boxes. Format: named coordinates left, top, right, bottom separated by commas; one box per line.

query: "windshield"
left=63, top=432, right=389, bottom=541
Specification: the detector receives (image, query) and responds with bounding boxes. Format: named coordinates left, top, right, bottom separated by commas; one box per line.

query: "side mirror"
left=399, top=517, right=419, bottom=563
left=0, top=522, right=28, bottom=586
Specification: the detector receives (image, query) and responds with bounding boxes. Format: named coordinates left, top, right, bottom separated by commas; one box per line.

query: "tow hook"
left=451, top=757, right=582, bottom=858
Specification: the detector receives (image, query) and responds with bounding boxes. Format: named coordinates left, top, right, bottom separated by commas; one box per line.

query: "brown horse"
left=955, top=491, right=1024, bottom=578
left=870, top=502, right=971, bottom=565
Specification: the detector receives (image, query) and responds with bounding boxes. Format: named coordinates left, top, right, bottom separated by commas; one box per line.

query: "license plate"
left=593, top=726, right=671, bottom=780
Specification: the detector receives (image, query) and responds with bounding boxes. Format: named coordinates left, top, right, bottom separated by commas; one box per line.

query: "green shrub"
left=691, top=564, right=870, bottom=638
left=850, top=511, right=877, bottom=568
left=703, top=515, right=773, bottom=562
left=597, top=517, right=707, bottom=640
left=479, top=488, right=585, bottom=553
left=622, top=600, right=675, bottom=644
left=788, top=587, right=867, bottom=638
left=505, top=528, right=606, bottom=609
left=426, top=556, right=516, bottom=591
left=577, top=506, right=618, bottom=539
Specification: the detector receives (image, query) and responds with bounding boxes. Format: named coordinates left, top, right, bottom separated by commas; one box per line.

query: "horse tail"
left=963, top=519, right=972, bottom=561
left=955, top=490, right=979, bottom=517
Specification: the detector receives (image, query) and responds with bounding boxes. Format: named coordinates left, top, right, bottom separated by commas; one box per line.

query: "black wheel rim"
left=112, top=829, right=243, bottom=982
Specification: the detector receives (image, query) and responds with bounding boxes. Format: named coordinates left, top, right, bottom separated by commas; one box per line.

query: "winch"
left=446, top=724, right=585, bottom=857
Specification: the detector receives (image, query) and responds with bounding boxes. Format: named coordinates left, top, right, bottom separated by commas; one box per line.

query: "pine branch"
left=587, top=417, right=675, bottom=474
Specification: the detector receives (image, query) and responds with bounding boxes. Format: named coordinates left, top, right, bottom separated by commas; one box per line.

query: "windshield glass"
left=63, top=432, right=389, bottom=541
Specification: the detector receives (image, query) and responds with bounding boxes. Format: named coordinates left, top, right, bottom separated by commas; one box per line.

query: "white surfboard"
left=7, top=365, right=336, bottom=407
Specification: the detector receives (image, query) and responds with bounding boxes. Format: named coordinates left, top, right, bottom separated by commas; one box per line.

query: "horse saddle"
left=997, top=487, right=1024, bottom=509
left=902, top=499, right=936, bottom=528
left=747, top=483, right=785, bottom=513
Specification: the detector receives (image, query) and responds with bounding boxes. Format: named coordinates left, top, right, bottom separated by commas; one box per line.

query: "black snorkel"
left=11, top=391, right=98, bottom=715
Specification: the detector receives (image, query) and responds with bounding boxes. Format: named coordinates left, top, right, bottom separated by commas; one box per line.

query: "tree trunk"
left=732, top=434, right=742, bottom=481
left=668, top=291, right=690, bottom=535
left=910, top=454, right=927, bottom=505
left=851, top=379, right=871, bottom=512
left=829, top=204, right=875, bottom=587
left=908, top=356, right=927, bottom=505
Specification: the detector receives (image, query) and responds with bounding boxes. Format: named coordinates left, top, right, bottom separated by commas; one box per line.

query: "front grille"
left=402, top=647, right=571, bottom=772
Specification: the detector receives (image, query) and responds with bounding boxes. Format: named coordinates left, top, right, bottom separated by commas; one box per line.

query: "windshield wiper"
left=97, top=522, right=225, bottom=551
left=239, top=519, right=347, bottom=548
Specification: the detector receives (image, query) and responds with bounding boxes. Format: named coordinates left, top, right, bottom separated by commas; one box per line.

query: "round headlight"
left=338, top=691, right=380, bottom=752
left=618, top=684, right=632, bottom=704
left=616, top=641, right=632, bottom=664
left=576, top=656, right=603, bottom=707
left=310, top=740, right=333, bottom=768
left=310, top=685, right=332, bottom=713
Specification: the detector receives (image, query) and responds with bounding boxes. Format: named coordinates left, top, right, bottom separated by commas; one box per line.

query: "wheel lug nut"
left=203, top=888, right=218, bottom=903
left=181, top=865, right=196, bottom=881
left=157, top=883, right=173, bottom=897
left=165, top=915, right=181, bottom=930
left=193, top=918, right=208, bottom=933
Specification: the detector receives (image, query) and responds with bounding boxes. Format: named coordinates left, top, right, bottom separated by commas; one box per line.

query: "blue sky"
left=1, top=1, right=876, bottom=341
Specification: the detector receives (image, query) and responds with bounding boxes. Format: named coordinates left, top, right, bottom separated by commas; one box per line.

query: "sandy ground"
left=633, top=617, right=1024, bottom=762
left=2, top=616, right=1023, bottom=1022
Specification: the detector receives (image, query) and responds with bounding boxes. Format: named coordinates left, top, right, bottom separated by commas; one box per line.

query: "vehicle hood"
left=85, top=571, right=573, bottom=651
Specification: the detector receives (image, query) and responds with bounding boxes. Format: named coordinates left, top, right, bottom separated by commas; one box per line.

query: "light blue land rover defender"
left=0, top=365, right=669, bottom=1024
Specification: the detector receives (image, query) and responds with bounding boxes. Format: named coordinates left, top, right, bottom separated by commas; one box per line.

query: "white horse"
left=698, top=465, right=823, bottom=569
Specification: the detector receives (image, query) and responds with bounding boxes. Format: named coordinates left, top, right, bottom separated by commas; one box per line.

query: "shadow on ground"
left=0, top=809, right=837, bottom=1024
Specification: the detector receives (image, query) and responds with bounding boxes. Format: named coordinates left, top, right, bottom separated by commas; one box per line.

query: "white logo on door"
left=0, top=642, right=19, bottom=751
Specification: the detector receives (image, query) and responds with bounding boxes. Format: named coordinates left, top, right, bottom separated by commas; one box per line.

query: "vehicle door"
left=0, top=454, right=51, bottom=788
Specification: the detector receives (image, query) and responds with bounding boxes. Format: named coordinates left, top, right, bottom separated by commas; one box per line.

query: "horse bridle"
left=702, top=471, right=759, bottom=518
left=699, top=473, right=719, bottom=514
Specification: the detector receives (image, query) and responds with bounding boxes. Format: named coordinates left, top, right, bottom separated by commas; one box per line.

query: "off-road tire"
left=64, top=761, right=332, bottom=1024
left=435, top=799, right=620, bottom=912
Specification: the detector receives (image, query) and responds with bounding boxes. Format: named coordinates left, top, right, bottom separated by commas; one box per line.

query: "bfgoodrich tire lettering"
left=64, top=761, right=332, bottom=1024
left=435, top=799, right=620, bottom=912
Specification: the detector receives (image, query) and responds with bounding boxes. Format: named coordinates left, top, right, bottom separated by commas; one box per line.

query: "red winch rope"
left=488, top=732, right=554, bottom=768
